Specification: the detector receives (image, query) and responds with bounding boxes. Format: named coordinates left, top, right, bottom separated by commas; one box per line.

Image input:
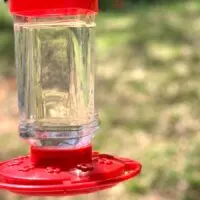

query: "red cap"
left=9, top=0, right=98, bottom=16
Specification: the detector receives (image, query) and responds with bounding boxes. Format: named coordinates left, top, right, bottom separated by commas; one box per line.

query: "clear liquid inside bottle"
left=14, top=16, right=98, bottom=148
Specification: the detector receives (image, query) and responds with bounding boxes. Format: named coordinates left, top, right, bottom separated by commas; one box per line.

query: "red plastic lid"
left=0, top=147, right=141, bottom=196
left=9, top=0, right=98, bottom=16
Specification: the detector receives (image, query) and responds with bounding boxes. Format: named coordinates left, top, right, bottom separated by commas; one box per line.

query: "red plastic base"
left=0, top=148, right=141, bottom=196
left=31, top=145, right=93, bottom=168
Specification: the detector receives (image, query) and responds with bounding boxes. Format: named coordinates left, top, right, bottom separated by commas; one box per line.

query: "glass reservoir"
left=14, top=15, right=98, bottom=148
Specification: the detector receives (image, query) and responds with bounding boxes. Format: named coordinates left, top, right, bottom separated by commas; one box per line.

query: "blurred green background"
left=0, top=0, right=200, bottom=200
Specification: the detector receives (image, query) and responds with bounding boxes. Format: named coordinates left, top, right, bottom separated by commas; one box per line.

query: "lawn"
left=0, top=1, right=200, bottom=200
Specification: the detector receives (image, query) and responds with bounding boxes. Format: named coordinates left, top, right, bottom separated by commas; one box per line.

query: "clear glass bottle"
left=13, top=14, right=98, bottom=148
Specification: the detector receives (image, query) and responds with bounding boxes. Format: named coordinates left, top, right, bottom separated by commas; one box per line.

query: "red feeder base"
left=0, top=146, right=141, bottom=196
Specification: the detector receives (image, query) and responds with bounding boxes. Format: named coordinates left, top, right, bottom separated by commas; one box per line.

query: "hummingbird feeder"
left=0, top=0, right=141, bottom=196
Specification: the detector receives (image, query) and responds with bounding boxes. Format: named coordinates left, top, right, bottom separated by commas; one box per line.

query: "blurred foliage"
left=99, top=0, right=188, bottom=10
left=0, top=1, right=200, bottom=200
left=0, top=3, right=14, bottom=77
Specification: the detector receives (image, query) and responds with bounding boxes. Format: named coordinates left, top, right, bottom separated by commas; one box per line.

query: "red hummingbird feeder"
left=0, top=0, right=141, bottom=196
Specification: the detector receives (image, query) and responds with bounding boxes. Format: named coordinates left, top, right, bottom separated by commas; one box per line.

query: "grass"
left=0, top=1, right=200, bottom=200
